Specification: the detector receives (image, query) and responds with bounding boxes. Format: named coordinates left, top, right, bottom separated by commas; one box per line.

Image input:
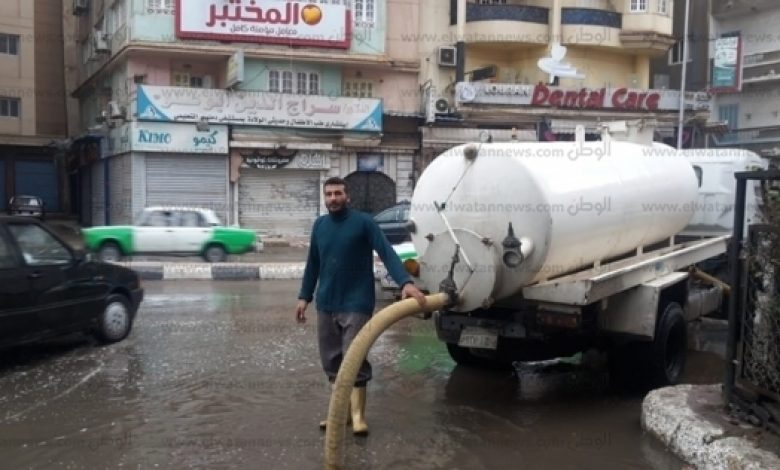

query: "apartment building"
left=418, top=0, right=710, bottom=161
left=709, top=0, right=780, bottom=157
left=68, top=0, right=421, bottom=236
left=0, top=0, right=68, bottom=214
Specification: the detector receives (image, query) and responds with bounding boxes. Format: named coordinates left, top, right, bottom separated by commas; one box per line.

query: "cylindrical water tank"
left=410, top=140, right=698, bottom=312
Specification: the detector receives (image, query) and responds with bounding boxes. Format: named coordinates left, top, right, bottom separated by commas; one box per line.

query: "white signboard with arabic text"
left=137, top=85, right=383, bottom=132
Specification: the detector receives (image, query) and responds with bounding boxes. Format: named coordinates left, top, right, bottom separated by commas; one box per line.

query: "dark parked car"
left=7, top=195, right=45, bottom=218
left=374, top=201, right=411, bottom=244
left=0, top=216, right=143, bottom=349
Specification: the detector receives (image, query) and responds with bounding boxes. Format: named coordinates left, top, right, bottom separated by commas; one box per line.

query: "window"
left=354, top=0, right=376, bottom=25
left=172, top=73, right=209, bottom=88
left=0, top=98, right=20, bottom=118
left=140, top=210, right=173, bottom=227
left=269, top=70, right=321, bottom=94
left=309, top=73, right=319, bottom=95
left=0, top=33, right=19, bottom=55
left=657, top=0, right=669, bottom=15
left=8, top=224, right=72, bottom=266
left=282, top=71, right=293, bottom=94
left=692, top=166, right=703, bottom=187
left=374, top=208, right=399, bottom=224
left=0, top=234, right=18, bottom=269
left=178, top=211, right=204, bottom=227
left=629, top=0, right=647, bottom=12
left=343, top=81, right=374, bottom=98
left=668, top=39, right=691, bottom=65
left=146, top=0, right=174, bottom=13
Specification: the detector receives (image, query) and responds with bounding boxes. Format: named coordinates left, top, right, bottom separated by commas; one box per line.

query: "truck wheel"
left=650, top=302, right=687, bottom=386
left=446, top=343, right=510, bottom=370
left=98, top=242, right=122, bottom=262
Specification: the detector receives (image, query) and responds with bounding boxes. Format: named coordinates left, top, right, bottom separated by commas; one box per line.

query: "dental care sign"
left=175, top=0, right=351, bottom=48
left=136, top=85, right=383, bottom=132
left=456, top=83, right=710, bottom=111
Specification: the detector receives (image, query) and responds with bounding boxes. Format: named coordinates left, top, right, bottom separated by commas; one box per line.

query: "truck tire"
left=650, top=302, right=687, bottom=386
left=608, top=302, right=687, bottom=388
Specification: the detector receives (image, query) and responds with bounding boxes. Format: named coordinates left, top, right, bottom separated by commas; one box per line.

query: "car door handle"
left=28, top=271, right=43, bottom=280
left=166, top=230, right=174, bottom=233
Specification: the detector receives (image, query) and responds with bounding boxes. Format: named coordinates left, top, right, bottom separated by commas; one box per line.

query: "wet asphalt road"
left=0, top=280, right=725, bottom=469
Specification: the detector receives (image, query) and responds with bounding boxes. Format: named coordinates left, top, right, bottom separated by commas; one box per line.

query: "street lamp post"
left=677, top=0, right=691, bottom=149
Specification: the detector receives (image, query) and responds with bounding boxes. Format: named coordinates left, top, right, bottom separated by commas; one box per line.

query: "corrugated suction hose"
left=323, top=293, right=451, bottom=470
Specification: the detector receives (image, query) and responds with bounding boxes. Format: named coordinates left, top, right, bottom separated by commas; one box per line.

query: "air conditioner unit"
left=107, top=101, right=125, bottom=119
left=73, top=0, right=89, bottom=15
left=437, top=46, right=457, bottom=67
left=434, top=96, right=452, bottom=114
left=93, top=30, right=110, bottom=53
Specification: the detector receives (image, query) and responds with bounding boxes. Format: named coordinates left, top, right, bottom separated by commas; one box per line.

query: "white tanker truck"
left=405, top=136, right=738, bottom=385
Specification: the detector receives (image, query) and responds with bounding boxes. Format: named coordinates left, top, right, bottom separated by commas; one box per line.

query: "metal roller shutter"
left=91, top=161, right=105, bottom=226
left=15, top=160, right=59, bottom=211
left=145, top=155, right=229, bottom=223
left=239, top=169, right=319, bottom=236
left=109, top=154, right=133, bottom=225
left=0, top=160, right=5, bottom=210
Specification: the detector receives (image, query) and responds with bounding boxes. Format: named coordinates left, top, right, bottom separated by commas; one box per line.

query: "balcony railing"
left=464, top=3, right=549, bottom=24
left=716, top=126, right=780, bottom=146
left=561, top=8, right=621, bottom=28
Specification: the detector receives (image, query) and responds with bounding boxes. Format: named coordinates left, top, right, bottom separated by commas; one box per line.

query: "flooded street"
left=0, top=280, right=725, bottom=469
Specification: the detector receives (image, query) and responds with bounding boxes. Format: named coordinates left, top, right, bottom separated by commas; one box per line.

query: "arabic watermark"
left=0, top=433, right=134, bottom=451
left=409, top=196, right=613, bottom=217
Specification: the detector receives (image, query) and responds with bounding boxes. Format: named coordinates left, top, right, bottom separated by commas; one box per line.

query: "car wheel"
left=98, top=242, right=122, bottom=262
left=650, top=302, right=687, bottom=386
left=203, top=244, right=227, bottom=263
left=96, top=294, right=132, bottom=344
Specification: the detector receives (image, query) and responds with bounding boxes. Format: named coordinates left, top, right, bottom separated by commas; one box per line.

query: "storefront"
left=420, top=82, right=711, bottom=166
left=0, top=144, right=62, bottom=214
left=99, top=121, right=230, bottom=225
left=233, top=149, right=328, bottom=236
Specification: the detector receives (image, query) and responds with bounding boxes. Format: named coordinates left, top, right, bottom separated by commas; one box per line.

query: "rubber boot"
left=350, top=386, right=369, bottom=436
left=320, top=384, right=350, bottom=430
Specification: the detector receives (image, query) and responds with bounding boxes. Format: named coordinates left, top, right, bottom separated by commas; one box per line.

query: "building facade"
left=418, top=0, right=710, bottom=161
left=709, top=0, right=780, bottom=157
left=68, top=0, right=421, bottom=237
left=0, top=0, right=68, bottom=214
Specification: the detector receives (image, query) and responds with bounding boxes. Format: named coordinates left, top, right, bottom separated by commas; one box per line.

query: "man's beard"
left=327, top=201, right=346, bottom=213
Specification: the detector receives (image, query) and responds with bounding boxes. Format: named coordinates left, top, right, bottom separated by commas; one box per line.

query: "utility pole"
left=677, top=0, right=691, bottom=149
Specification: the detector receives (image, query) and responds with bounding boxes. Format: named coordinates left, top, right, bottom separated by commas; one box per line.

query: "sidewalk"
left=642, top=384, right=780, bottom=469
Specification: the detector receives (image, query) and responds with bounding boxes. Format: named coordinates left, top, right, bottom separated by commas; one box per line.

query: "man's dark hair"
left=323, top=177, right=348, bottom=194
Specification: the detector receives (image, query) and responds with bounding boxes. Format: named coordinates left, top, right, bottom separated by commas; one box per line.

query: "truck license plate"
left=458, top=327, right=498, bottom=350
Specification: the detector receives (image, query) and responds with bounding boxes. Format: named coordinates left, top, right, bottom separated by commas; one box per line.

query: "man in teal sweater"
left=296, top=177, right=426, bottom=435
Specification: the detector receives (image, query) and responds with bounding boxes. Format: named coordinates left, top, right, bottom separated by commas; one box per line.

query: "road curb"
left=120, top=262, right=306, bottom=281
left=641, top=384, right=780, bottom=469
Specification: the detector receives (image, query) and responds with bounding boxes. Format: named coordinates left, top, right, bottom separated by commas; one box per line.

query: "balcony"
left=712, top=0, right=780, bottom=19
left=715, top=126, right=780, bottom=151
left=456, top=2, right=550, bottom=46
left=561, top=8, right=622, bottom=48
left=620, top=6, right=673, bottom=55
left=742, top=50, right=780, bottom=86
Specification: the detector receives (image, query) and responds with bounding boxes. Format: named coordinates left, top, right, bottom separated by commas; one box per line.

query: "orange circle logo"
left=301, top=4, right=322, bottom=25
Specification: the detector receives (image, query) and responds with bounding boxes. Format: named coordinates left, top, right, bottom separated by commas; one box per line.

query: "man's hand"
left=401, top=282, right=427, bottom=307
left=296, top=300, right=309, bottom=323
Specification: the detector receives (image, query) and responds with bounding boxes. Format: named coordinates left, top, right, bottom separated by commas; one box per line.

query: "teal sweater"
left=298, top=208, right=412, bottom=314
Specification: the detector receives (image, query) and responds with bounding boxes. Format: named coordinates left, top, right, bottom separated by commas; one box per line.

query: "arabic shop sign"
left=239, top=150, right=330, bottom=170
left=175, top=0, right=351, bottom=49
left=137, top=85, right=383, bottom=132
left=132, top=122, right=229, bottom=154
left=711, top=36, right=741, bottom=93
left=456, top=82, right=710, bottom=112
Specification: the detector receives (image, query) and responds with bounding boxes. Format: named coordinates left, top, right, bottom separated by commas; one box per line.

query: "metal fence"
left=726, top=171, right=780, bottom=434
